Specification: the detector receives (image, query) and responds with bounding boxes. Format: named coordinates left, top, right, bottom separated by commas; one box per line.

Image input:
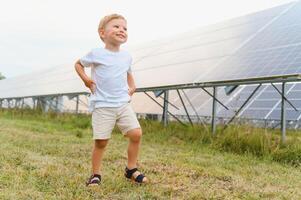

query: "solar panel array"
left=131, top=2, right=298, bottom=88
left=132, top=1, right=301, bottom=125
left=202, top=2, right=301, bottom=82
left=0, top=65, right=89, bottom=99
left=0, top=2, right=296, bottom=99
left=132, top=81, right=301, bottom=125
left=1, top=1, right=301, bottom=125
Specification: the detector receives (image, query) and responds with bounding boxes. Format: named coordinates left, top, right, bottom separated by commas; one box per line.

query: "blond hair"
left=98, top=14, right=126, bottom=41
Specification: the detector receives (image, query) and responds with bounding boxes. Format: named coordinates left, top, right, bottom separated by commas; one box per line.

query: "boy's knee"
left=127, top=128, right=142, bottom=142
left=94, top=139, right=109, bottom=149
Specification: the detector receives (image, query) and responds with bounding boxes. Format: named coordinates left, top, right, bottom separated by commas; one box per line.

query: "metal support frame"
left=21, top=98, right=24, bottom=109
left=14, top=99, right=18, bottom=108
left=211, top=86, right=217, bottom=135
left=136, top=74, right=301, bottom=92
left=159, top=96, right=180, bottom=110
left=280, top=82, right=286, bottom=143
left=71, top=94, right=89, bottom=112
left=35, top=98, right=38, bottom=109
left=1, top=94, right=74, bottom=113
left=37, top=97, right=49, bottom=112
left=181, top=89, right=209, bottom=132
left=181, top=90, right=202, bottom=122
left=78, top=98, right=88, bottom=107
left=77, top=95, right=89, bottom=107
left=0, top=74, right=298, bottom=139
left=32, top=98, right=36, bottom=109
left=162, top=90, right=169, bottom=126
left=76, top=95, right=79, bottom=114
left=36, top=97, right=40, bottom=110
left=201, top=87, right=229, bottom=110
left=271, top=83, right=298, bottom=111
left=144, top=92, right=187, bottom=126
left=56, top=96, right=59, bottom=111
left=224, top=84, right=262, bottom=129
left=176, top=89, right=193, bottom=126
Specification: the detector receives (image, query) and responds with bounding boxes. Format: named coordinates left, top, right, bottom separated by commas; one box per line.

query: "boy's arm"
left=127, top=72, right=136, bottom=96
left=74, top=60, right=96, bottom=94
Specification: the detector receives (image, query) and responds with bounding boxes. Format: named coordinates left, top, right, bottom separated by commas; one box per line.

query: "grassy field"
left=0, top=109, right=301, bottom=199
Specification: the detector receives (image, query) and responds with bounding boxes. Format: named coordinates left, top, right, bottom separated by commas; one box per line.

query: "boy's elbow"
left=74, top=60, right=83, bottom=69
left=75, top=59, right=80, bottom=66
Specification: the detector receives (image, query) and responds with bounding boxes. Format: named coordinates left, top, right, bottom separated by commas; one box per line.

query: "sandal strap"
left=135, top=173, right=145, bottom=183
left=125, top=167, right=138, bottom=178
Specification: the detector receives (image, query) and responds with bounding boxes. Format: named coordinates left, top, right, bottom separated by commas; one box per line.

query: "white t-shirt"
left=80, top=47, right=132, bottom=111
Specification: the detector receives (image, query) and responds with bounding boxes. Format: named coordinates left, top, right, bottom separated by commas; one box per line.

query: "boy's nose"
left=119, top=31, right=126, bottom=36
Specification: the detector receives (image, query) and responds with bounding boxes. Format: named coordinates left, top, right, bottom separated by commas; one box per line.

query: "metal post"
left=37, top=98, right=40, bottom=110
left=159, top=96, right=180, bottom=110
left=281, top=82, right=286, bottom=143
left=176, top=89, right=193, bottom=126
left=201, top=87, right=229, bottom=110
left=76, top=95, right=79, bottom=114
left=56, top=96, right=59, bottom=112
left=32, top=98, right=35, bottom=109
left=14, top=99, right=18, bottom=108
left=211, top=86, right=217, bottom=135
left=0, top=99, right=2, bottom=108
left=21, top=98, right=24, bottom=109
left=144, top=92, right=187, bottom=126
left=182, top=89, right=202, bottom=123
left=271, top=83, right=298, bottom=111
left=162, top=90, right=169, bottom=126
left=224, top=84, right=262, bottom=128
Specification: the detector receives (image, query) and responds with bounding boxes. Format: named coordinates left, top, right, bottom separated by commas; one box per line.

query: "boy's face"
left=100, top=18, right=128, bottom=45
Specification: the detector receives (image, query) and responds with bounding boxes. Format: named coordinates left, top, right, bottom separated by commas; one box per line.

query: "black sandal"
left=86, top=174, right=101, bottom=186
left=124, top=167, right=148, bottom=183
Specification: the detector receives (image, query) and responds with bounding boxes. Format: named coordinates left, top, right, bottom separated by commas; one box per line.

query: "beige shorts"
left=92, top=103, right=141, bottom=140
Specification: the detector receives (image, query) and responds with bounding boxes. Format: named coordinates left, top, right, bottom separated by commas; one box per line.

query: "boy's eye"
left=114, top=25, right=119, bottom=28
left=123, top=27, right=127, bottom=31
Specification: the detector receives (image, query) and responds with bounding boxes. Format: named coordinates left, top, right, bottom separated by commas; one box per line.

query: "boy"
left=74, top=14, right=148, bottom=186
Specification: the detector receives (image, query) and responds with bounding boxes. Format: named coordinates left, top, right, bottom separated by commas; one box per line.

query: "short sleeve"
left=127, top=56, right=133, bottom=73
left=80, top=50, right=94, bottom=68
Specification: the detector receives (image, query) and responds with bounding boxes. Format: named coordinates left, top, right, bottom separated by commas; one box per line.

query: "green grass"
left=0, top=108, right=301, bottom=199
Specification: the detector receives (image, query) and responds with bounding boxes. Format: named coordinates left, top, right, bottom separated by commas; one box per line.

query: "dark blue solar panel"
left=248, top=100, right=278, bottom=108
left=196, top=2, right=301, bottom=83
left=133, top=3, right=295, bottom=89
left=257, top=92, right=280, bottom=99
left=133, top=2, right=301, bottom=123
left=268, top=109, right=301, bottom=120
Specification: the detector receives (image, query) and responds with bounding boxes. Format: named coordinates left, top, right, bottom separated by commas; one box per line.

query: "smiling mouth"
left=116, top=34, right=125, bottom=39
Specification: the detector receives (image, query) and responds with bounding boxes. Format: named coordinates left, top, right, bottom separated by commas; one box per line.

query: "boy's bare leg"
left=125, top=128, right=148, bottom=182
left=92, top=139, right=109, bottom=175
left=125, top=128, right=142, bottom=169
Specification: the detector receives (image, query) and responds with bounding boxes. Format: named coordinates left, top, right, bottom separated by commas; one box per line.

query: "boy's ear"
left=98, top=28, right=105, bottom=39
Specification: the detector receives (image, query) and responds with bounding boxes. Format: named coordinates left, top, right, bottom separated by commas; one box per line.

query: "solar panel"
left=1, top=1, right=301, bottom=126
left=207, top=82, right=301, bottom=121
left=131, top=2, right=301, bottom=123
left=0, top=65, right=89, bottom=99
left=198, top=2, right=301, bottom=83
left=202, top=45, right=301, bottom=82
left=155, top=81, right=300, bottom=122
left=132, top=3, right=294, bottom=89
left=133, top=4, right=301, bottom=88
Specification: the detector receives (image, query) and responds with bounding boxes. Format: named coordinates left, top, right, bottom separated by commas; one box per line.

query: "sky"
left=0, top=0, right=296, bottom=78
